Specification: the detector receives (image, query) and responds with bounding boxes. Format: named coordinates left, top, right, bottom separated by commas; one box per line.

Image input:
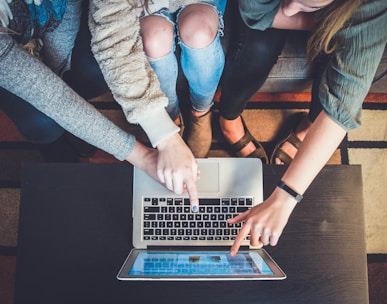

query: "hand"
left=228, top=188, right=297, bottom=256
left=156, top=133, right=200, bottom=211
left=125, top=141, right=160, bottom=181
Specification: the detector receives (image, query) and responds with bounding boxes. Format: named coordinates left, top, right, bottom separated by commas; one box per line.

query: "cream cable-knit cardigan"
left=88, top=0, right=197, bottom=147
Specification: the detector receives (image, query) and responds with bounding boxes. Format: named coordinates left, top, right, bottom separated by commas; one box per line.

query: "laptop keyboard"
left=142, top=197, right=253, bottom=242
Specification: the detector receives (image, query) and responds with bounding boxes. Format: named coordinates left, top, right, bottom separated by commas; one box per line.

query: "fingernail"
left=192, top=205, right=198, bottom=213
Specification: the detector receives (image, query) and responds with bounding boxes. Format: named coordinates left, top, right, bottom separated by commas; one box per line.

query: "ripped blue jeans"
left=145, top=0, right=227, bottom=121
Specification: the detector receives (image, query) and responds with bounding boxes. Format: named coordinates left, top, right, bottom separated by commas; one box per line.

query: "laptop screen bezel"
left=117, top=248, right=286, bottom=281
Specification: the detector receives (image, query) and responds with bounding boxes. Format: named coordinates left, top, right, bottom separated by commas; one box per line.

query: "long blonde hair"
left=307, top=0, right=363, bottom=60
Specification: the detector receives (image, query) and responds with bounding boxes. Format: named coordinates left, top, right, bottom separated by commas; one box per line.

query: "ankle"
left=192, top=109, right=210, bottom=118
left=294, top=116, right=312, bottom=141
left=174, top=116, right=181, bottom=126
left=219, top=116, right=243, bottom=143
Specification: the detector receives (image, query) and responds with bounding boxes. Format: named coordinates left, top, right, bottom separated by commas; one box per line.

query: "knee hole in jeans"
left=141, top=16, right=174, bottom=58
left=178, top=4, right=220, bottom=48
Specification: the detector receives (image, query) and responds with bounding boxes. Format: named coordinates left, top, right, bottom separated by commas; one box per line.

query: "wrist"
left=269, top=187, right=298, bottom=213
left=276, top=180, right=303, bottom=203
left=126, top=141, right=153, bottom=165
left=138, top=108, right=179, bottom=148
left=156, top=132, right=182, bottom=151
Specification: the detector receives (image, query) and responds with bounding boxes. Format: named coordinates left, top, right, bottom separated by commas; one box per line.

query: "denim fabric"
left=146, top=0, right=227, bottom=120
left=148, top=50, right=180, bottom=120
left=180, top=35, right=225, bottom=112
left=0, top=87, right=64, bottom=143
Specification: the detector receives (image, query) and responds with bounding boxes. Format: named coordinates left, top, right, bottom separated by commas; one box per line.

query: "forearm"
left=0, top=35, right=135, bottom=161
left=281, top=111, right=346, bottom=196
left=88, top=0, right=167, bottom=121
left=125, top=140, right=159, bottom=179
left=229, top=111, right=347, bottom=252
left=88, top=0, right=178, bottom=147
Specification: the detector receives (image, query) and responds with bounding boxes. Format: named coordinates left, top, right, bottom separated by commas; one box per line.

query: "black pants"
left=218, top=4, right=286, bottom=120
left=219, top=1, right=325, bottom=122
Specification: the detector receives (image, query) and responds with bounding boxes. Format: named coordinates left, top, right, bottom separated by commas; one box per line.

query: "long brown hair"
left=307, top=0, right=363, bottom=60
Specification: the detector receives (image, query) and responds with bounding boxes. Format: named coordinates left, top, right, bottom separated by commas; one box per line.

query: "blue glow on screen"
left=129, top=251, right=274, bottom=276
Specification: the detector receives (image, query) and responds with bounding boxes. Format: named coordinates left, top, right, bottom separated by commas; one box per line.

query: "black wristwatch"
left=277, top=181, right=303, bottom=203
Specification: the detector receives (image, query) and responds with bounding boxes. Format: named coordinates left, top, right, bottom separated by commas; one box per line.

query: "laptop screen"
left=127, top=250, right=274, bottom=277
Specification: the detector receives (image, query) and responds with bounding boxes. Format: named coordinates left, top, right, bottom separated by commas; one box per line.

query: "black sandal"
left=228, top=116, right=269, bottom=164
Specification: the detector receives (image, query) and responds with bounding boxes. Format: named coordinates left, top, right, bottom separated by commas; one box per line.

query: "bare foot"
left=274, top=114, right=312, bottom=164
left=219, top=116, right=256, bottom=157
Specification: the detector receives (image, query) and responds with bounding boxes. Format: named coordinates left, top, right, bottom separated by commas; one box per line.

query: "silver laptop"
left=117, top=157, right=286, bottom=280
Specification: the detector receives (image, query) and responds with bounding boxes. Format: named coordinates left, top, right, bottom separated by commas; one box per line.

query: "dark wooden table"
left=15, top=163, right=368, bottom=304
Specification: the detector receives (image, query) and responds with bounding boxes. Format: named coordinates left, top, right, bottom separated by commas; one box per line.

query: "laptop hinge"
left=147, top=245, right=250, bottom=251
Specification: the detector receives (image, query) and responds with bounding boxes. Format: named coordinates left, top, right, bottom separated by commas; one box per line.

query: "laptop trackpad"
left=196, top=162, right=219, bottom=193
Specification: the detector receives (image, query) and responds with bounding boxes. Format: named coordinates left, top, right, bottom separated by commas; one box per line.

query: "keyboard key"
left=144, top=229, right=153, bottom=235
left=199, top=198, right=220, bottom=205
left=142, top=196, right=254, bottom=242
left=144, top=214, right=155, bottom=220
left=144, top=207, right=159, bottom=213
left=237, top=207, right=249, bottom=213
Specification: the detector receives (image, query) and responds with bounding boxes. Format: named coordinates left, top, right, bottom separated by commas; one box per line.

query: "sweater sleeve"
left=88, top=0, right=179, bottom=147
left=0, top=34, right=136, bottom=161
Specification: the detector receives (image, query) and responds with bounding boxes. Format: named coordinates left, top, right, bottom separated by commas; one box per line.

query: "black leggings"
left=219, top=3, right=326, bottom=122
left=218, top=6, right=287, bottom=120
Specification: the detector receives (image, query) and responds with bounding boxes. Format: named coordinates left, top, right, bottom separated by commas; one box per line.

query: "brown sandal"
left=270, top=112, right=307, bottom=165
left=229, top=116, right=269, bottom=164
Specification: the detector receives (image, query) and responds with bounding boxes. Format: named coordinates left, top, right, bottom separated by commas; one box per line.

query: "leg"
left=178, top=2, right=225, bottom=115
left=62, top=0, right=109, bottom=99
left=0, top=87, right=83, bottom=162
left=0, top=87, right=64, bottom=144
left=42, top=0, right=83, bottom=76
left=140, top=14, right=181, bottom=123
left=177, top=2, right=226, bottom=157
left=219, top=7, right=286, bottom=160
left=41, top=0, right=99, bottom=158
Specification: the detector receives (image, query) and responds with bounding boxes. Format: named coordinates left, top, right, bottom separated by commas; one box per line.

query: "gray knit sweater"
left=0, top=33, right=136, bottom=160
left=0, top=0, right=200, bottom=161
left=0, top=0, right=139, bottom=160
